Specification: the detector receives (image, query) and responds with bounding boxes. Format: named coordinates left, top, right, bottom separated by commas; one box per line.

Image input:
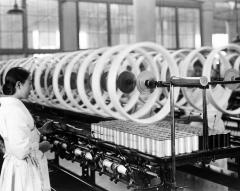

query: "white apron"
left=0, top=97, right=50, bottom=191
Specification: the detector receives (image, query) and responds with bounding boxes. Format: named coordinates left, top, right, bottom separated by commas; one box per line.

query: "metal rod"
left=170, top=84, right=176, bottom=190
left=208, top=80, right=240, bottom=85
left=146, top=79, right=240, bottom=88
left=202, top=88, right=209, bottom=150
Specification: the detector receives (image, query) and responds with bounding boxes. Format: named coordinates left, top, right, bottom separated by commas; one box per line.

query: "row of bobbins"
left=91, top=123, right=199, bottom=157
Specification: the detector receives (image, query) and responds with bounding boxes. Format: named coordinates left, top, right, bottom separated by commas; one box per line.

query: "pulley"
left=117, top=71, right=136, bottom=94
left=223, top=68, right=239, bottom=90
left=136, top=71, right=155, bottom=94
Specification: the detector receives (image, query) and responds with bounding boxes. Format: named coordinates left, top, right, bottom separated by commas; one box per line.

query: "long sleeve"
left=0, top=97, right=51, bottom=191
left=0, top=111, right=7, bottom=138
left=1, top=106, right=32, bottom=160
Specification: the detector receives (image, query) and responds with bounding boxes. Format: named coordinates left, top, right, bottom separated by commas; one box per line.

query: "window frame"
left=77, top=0, right=134, bottom=49
left=0, top=0, right=203, bottom=58
left=0, top=0, right=61, bottom=58
left=156, top=0, right=202, bottom=49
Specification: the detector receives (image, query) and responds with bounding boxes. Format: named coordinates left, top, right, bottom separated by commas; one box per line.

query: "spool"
left=124, top=132, right=129, bottom=147
left=113, top=129, right=118, bottom=144
left=138, top=136, right=145, bottom=153
left=192, top=135, right=199, bottom=151
left=156, top=140, right=164, bottom=158
left=85, top=152, right=93, bottom=160
left=146, top=137, right=151, bottom=154
left=116, top=131, right=121, bottom=145
left=178, top=137, right=185, bottom=154
left=103, top=127, right=107, bottom=141
left=108, top=128, right=113, bottom=142
left=74, top=148, right=82, bottom=156
left=62, top=143, right=67, bottom=149
left=103, top=159, right=113, bottom=168
left=120, top=131, right=125, bottom=146
left=132, top=134, right=137, bottom=149
left=175, top=138, right=179, bottom=155
left=129, top=133, right=133, bottom=148
left=185, top=136, right=192, bottom=153
left=165, top=139, right=171, bottom=156
left=117, top=165, right=127, bottom=175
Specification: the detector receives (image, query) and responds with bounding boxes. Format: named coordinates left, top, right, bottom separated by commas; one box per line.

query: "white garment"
left=189, top=85, right=231, bottom=131
left=189, top=85, right=230, bottom=170
left=0, top=97, right=50, bottom=191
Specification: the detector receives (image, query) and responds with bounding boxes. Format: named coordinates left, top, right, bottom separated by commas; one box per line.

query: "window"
left=78, top=2, right=134, bottom=48
left=156, top=6, right=201, bottom=49
left=27, top=0, right=60, bottom=49
left=0, top=0, right=23, bottom=48
left=178, top=8, right=201, bottom=48
left=0, top=54, right=24, bottom=61
left=110, top=4, right=134, bottom=45
left=156, top=7, right=176, bottom=49
left=78, top=2, right=108, bottom=49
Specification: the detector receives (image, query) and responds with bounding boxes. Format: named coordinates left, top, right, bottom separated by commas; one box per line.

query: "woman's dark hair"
left=2, top=67, right=30, bottom=95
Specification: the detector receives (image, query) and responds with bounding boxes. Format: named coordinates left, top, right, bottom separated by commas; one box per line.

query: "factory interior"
left=2, top=0, right=240, bottom=190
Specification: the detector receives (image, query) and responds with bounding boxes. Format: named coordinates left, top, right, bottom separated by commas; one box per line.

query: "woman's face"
left=17, top=76, right=32, bottom=99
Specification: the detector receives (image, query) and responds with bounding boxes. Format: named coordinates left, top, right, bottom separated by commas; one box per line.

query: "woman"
left=0, top=67, right=52, bottom=191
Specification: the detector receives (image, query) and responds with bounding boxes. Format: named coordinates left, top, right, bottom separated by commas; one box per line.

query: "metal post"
left=202, top=88, right=209, bottom=150
left=54, top=153, right=60, bottom=166
left=106, top=2, right=112, bottom=46
left=22, top=0, right=28, bottom=57
left=235, top=0, right=239, bottom=35
left=170, top=84, right=176, bottom=190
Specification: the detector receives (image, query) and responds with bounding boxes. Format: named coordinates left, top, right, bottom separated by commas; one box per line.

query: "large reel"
left=1, top=43, right=240, bottom=123
left=202, top=44, right=240, bottom=115
left=179, top=47, right=212, bottom=111
left=107, top=42, right=179, bottom=123
left=76, top=48, right=109, bottom=116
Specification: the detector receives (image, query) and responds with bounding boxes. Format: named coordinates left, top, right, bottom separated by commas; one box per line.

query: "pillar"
left=133, top=0, right=156, bottom=42
left=201, top=1, right=214, bottom=46
left=60, top=1, right=78, bottom=51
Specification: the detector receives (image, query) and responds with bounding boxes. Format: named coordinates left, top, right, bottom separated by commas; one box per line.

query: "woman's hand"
left=39, top=141, right=52, bottom=153
left=39, top=120, right=55, bottom=135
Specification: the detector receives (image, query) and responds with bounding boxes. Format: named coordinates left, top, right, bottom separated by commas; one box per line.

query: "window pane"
left=27, top=0, right=60, bottom=49
left=0, top=0, right=23, bottom=48
left=110, top=4, right=134, bottom=45
left=156, top=7, right=176, bottom=49
left=78, top=2, right=108, bottom=49
left=178, top=8, right=201, bottom=48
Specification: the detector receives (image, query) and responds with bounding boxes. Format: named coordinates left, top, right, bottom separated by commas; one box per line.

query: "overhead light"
left=7, top=0, right=24, bottom=15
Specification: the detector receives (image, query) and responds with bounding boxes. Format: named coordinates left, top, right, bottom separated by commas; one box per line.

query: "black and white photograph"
left=0, top=0, right=240, bottom=190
